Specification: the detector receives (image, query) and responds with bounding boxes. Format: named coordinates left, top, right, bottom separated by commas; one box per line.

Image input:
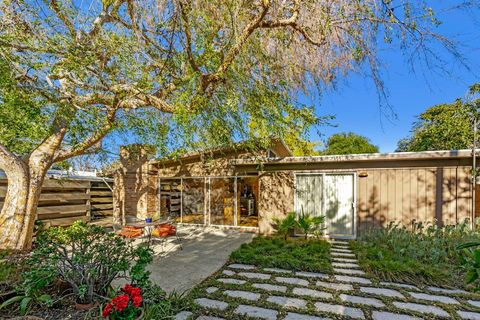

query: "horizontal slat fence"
left=0, top=177, right=113, bottom=227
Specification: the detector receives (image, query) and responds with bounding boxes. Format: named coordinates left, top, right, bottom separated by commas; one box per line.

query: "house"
left=113, top=142, right=478, bottom=239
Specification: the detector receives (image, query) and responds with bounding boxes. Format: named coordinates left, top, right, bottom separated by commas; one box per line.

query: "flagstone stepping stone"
left=334, top=275, right=371, bottom=284
left=371, top=311, right=422, bottom=320
left=238, top=272, right=271, bottom=280
left=175, top=311, right=193, bottom=320
left=224, top=290, right=261, bottom=301
left=267, top=295, right=307, bottom=309
left=332, top=257, right=358, bottom=263
left=380, top=282, right=419, bottom=291
left=426, top=286, right=469, bottom=295
left=206, top=287, right=219, bottom=294
left=408, top=292, right=460, bottom=305
left=275, top=276, right=309, bottom=286
left=339, top=294, right=385, bottom=307
left=228, top=264, right=255, bottom=270
left=359, top=287, right=404, bottom=298
left=252, top=283, right=287, bottom=293
left=234, top=304, right=278, bottom=320
left=331, top=252, right=356, bottom=257
left=469, top=300, right=480, bottom=308
left=392, top=301, right=449, bottom=318
left=217, top=278, right=246, bottom=285
left=222, top=270, right=235, bottom=276
left=314, top=301, right=365, bottom=319
left=331, top=248, right=353, bottom=253
left=284, top=312, right=329, bottom=320
left=332, top=262, right=360, bottom=268
left=196, top=317, right=224, bottom=320
left=292, top=287, right=333, bottom=299
left=458, top=310, right=480, bottom=320
left=334, top=268, right=365, bottom=275
left=295, top=271, right=329, bottom=279
left=316, top=280, right=354, bottom=291
left=195, top=298, right=229, bottom=311
left=264, top=267, right=292, bottom=274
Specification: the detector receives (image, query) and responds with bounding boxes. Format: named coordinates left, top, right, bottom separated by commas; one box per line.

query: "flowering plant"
left=102, top=284, right=143, bottom=319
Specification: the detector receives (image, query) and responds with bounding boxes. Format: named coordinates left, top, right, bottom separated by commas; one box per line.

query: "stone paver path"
left=182, top=239, right=480, bottom=320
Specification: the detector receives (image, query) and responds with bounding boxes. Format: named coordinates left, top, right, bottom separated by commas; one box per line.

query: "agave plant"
left=273, top=212, right=297, bottom=241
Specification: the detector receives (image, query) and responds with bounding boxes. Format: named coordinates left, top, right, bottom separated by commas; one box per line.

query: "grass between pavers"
left=185, top=262, right=480, bottom=320
left=230, top=236, right=332, bottom=273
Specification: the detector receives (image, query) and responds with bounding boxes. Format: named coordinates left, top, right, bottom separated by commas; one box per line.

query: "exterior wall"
left=356, top=166, right=472, bottom=234
left=257, top=172, right=294, bottom=234
left=114, top=145, right=156, bottom=221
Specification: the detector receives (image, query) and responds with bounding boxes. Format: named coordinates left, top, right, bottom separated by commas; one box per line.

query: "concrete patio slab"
left=147, top=225, right=254, bottom=293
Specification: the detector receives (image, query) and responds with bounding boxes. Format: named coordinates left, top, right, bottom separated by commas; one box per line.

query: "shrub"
left=22, top=221, right=152, bottom=305
left=272, top=212, right=297, bottom=240
left=352, top=220, right=480, bottom=286
left=296, top=208, right=325, bottom=239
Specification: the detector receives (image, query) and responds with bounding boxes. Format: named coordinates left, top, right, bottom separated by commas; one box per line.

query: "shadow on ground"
left=145, top=225, right=255, bottom=294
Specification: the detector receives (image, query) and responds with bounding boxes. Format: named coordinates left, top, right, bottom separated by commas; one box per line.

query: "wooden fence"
left=0, top=177, right=113, bottom=227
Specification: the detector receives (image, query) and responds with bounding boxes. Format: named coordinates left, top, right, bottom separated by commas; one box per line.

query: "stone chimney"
left=113, top=144, right=156, bottom=224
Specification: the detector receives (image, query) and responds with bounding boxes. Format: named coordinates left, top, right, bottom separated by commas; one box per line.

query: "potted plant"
left=102, top=284, right=143, bottom=319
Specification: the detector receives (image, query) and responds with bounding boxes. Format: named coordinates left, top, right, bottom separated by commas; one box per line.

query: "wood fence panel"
left=0, top=176, right=113, bottom=227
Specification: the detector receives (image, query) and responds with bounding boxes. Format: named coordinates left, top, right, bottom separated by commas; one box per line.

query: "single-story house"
left=113, top=141, right=478, bottom=239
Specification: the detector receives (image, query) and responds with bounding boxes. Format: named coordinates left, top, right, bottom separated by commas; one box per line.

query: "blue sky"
left=303, top=3, right=480, bottom=153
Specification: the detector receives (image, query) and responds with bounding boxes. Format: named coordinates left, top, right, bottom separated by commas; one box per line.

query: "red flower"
left=112, top=294, right=130, bottom=312
left=132, top=295, right=142, bottom=307
left=122, top=284, right=134, bottom=295
left=102, top=303, right=113, bottom=317
left=129, top=287, right=141, bottom=297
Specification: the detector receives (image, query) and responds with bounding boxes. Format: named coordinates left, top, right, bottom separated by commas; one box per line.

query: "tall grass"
left=351, top=220, right=480, bottom=287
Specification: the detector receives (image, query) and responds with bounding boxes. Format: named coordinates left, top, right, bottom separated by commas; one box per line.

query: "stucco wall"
left=257, top=172, right=294, bottom=234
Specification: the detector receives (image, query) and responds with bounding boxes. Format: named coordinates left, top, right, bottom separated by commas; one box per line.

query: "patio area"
left=142, top=225, right=256, bottom=293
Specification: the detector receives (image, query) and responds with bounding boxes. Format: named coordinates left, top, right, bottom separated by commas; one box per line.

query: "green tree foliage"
left=397, top=97, right=477, bottom=152
left=322, top=132, right=379, bottom=155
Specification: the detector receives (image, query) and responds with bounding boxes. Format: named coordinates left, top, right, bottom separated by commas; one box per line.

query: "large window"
left=160, top=179, right=182, bottom=222
left=209, top=178, right=235, bottom=225
left=182, top=178, right=205, bottom=224
left=159, top=176, right=259, bottom=227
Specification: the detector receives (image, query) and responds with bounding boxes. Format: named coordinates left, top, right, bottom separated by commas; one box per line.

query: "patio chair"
left=112, top=223, right=144, bottom=243
left=150, top=222, right=183, bottom=251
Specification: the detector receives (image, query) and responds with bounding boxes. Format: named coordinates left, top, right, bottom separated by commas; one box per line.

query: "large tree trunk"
left=0, top=133, right=64, bottom=250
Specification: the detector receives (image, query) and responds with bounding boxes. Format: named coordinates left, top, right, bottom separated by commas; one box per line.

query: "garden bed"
left=230, top=236, right=332, bottom=273
left=350, top=221, right=480, bottom=288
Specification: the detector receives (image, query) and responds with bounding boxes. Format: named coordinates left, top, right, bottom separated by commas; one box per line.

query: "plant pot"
left=75, top=301, right=99, bottom=311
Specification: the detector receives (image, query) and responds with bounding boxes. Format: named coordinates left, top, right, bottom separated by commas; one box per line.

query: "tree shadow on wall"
left=357, top=186, right=388, bottom=235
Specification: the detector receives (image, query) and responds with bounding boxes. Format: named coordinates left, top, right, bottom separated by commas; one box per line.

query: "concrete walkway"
left=181, top=240, right=480, bottom=320
left=147, top=225, right=255, bottom=294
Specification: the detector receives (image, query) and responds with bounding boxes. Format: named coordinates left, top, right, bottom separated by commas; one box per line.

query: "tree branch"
left=177, top=0, right=200, bottom=72
left=54, top=109, right=116, bottom=162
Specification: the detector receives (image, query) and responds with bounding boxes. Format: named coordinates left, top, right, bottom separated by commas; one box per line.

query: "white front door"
left=295, top=173, right=356, bottom=238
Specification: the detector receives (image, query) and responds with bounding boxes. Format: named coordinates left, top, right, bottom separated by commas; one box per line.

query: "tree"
left=322, top=132, right=379, bottom=155
left=397, top=85, right=480, bottom=152
left=0, top=0, right=473, bottom=249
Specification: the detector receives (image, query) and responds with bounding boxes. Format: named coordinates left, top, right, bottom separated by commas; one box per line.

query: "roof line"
left=233, top=149, right=474, bottom=165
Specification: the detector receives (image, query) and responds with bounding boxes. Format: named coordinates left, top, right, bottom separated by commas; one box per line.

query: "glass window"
left=237, top=177, right=259, bottom=227
left=210, top=178, right=236, bottom=225
left=160, top=179, right=182, bottom=222
left=182, top=178, right=206, bottom=224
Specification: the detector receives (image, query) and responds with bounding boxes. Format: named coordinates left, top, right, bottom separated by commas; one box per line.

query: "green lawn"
left=230, top=236, right=332, bottom=273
